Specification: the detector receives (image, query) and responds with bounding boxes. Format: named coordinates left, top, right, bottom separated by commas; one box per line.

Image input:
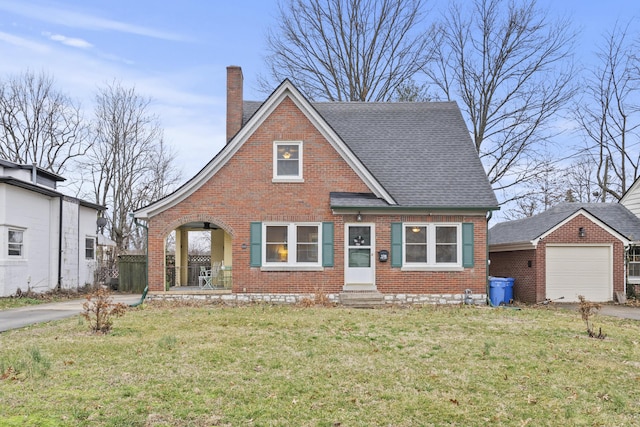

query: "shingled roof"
left=244, top=100, right=498, bottom=210
left=489, top=203, right=640, bottom=246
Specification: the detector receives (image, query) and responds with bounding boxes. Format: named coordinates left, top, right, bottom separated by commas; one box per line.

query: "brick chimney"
left=226, top=66, right=243, bottom=143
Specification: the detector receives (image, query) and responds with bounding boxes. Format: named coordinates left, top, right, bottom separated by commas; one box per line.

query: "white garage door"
left=546, top=245, right=613, bottom=303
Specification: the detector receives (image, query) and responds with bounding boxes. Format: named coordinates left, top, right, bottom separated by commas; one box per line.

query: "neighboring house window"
left=8, top=229, right=24, bottom=257
left=403, top=224, right=461, bottom=267
left=263, top=223, right=320, bottom=265
left=628, top=246, right=640, bottom=283
left=273, top=141, right=303, bottom=181
left=85, top=237, right=96, bottom=260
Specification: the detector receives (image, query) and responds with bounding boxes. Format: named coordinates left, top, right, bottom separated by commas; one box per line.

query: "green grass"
left=0, top=297, right=44, bottom=310
left=1, top=302, right=640, bottom=426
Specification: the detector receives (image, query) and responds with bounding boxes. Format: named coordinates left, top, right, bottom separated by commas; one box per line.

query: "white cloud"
left=43, top=32, right=93, bottom=49
left=0, top=1, right=191, bottom=42
left=0, top=30, right=50, bottom=53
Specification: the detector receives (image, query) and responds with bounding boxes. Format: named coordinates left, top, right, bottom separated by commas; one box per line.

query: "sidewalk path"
left=0, top=294, right=142, bottom=333
left=555, top=303, right=640, bottom=321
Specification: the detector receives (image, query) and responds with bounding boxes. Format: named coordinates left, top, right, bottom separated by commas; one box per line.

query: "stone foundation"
left=146, top=292, right=488, bottom=306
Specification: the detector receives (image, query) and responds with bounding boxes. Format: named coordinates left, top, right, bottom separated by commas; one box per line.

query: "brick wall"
left=489, top=250, right=537, bottom=303
left=489, top=213, right=624, bottom=304
left=146, top=96, right=490, bottom=295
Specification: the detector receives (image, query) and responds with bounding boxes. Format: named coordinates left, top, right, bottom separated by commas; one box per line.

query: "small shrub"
left=81, top=288, right=127, bottom=334
left=578, top=295, right=606, bottom=339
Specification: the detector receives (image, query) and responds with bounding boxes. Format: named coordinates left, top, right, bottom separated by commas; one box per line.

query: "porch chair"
left=198, top=266, right=212, bottom=289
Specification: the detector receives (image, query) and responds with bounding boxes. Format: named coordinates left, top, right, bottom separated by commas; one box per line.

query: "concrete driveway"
left=0, top=294, right=142, bottom=333
left=556, top=303, right=640, bottom=321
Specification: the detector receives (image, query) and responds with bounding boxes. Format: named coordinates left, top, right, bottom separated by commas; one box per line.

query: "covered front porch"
left=166, top=221, right=233, bottom=290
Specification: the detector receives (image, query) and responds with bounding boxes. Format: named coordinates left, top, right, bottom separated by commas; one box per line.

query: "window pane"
left=349, top=248, right=370, bottom=267
left=436, top=226, right=457, bottom=243
left=277, top=145, right=300, bottom=176
left=277, top=145, right=299, bottom=160
left=349, top=226, right=370, bottom=246
left=8, top=230, right=23, bottom=256
left=435, top=226, right=457, bottom=263
left=8, top=230, right=23, bottom=243
left=266, top=226, right=287, bottom=242
left=277, top=159, right=299, bottom=176
left=266, top=226, right=288, bottom=263
left=406, top=226, right=426, bottom=243
left=406, top=245, right=427, bottom=263
left=630, top=262, right=640, bottom=277
left=297, top=226, right=318, bottom=243
left=86, top=238, right=95, bottom=259
left=296, top=226, right=318, bottom=263
left=436, top=245, right=457, bottom=263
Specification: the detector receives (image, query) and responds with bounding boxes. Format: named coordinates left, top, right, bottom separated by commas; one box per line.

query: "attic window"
left=273, top=141, right=303, bottom=182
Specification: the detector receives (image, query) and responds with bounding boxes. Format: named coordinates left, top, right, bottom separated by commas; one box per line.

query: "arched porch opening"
left=163, top=219, right=233, bottom=290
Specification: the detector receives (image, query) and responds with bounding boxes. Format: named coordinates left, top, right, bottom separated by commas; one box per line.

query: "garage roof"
left=489, top=203, right=640, bottom=246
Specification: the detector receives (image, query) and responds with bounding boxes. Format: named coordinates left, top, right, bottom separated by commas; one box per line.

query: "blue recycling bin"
left=489, top=277, right=515, bottom=306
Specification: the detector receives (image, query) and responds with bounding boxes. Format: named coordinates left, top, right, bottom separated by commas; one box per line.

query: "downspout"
left=486, top=210, right=492, bottom=306
left=57, top=196, right=64, bottom=290
left=132, top=215, right=149, bottom=302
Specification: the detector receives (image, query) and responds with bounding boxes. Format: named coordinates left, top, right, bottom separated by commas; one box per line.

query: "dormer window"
left=273, top=141, right=303, bottom=182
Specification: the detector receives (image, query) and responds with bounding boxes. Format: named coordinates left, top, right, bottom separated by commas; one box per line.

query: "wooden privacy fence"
left=118, top=254, right=216, bottom=291
left=118, top=255, right=147, bottom=293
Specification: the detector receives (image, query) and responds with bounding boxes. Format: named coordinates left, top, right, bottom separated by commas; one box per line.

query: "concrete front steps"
left=339, top=291, right=385, bottom=308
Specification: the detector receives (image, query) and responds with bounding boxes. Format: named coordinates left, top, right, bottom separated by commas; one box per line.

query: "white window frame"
left=8, top=228, right=25, bottom=257
left=403, top=223, right=462, bottom=269
left=262, top=222, right=321, bottom=270
left=85, top=237, right=96, bottom=260
left=273, top=141, right=304, bottom=182
left=628, top=246, right=640, bottom=284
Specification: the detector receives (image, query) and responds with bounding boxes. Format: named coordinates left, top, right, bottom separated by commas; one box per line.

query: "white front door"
left=344, top=224, right=375, bottom=290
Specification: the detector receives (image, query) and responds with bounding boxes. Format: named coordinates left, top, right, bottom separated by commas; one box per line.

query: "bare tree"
left=575, top=22, right=640, bottom=202
left=85, top=81, right=181, bottom=252
left=502, top=158, right=567, bottom=219
left=425, top=0, right=577, bottom=203
left=0, top=70, right=89, bottom=174
left=262, top=0, right=435, bottom=101
left=564, top=157, right=601, bottom=203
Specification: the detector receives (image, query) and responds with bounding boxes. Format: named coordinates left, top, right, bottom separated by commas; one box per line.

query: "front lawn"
left=1, top=302, right=639, bottom=426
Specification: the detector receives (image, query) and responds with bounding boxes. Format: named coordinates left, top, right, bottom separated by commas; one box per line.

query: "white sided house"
left=0, top=160, right=106, bottom=296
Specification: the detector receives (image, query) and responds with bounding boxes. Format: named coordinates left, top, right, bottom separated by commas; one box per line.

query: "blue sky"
left=0, top=0, right=638, bottom=185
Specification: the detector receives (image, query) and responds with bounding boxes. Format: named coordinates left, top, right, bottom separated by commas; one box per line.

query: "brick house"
left=489, top=203, right=640, bottom=303
left=133, top=66, right=498, bottom=304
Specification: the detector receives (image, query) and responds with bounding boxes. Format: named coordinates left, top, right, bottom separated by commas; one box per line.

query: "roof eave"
left=489, top=241, right=537, bottom=252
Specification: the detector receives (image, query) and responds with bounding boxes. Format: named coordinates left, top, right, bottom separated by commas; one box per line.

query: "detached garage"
left=545, top=245, right=612, bottom=302
left=489, top=203, right=640, bottom=304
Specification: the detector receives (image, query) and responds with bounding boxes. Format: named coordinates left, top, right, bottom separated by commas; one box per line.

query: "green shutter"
left=391, top=222, right=403, bottom=267
left=462, top=223, right=474, bottom=268
left=322, top=222, right=334, bottom=267
left=250, top=222, right=262, bottom=267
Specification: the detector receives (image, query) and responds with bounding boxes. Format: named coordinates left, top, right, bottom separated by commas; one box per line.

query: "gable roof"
left=243, top=100, right=498, bottom=210
left=489, top=203, right=640, bottom=247
left=135, top=79, right=497, bottom=219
